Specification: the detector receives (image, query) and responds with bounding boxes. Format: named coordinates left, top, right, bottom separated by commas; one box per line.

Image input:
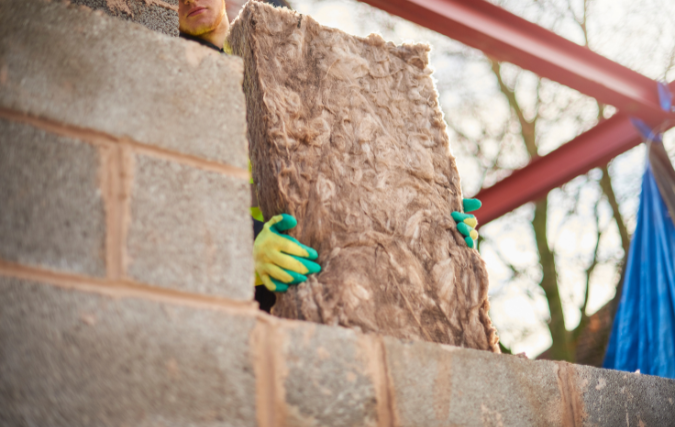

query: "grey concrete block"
left=70, top=0, right=179, bottom=36
left=0, top=118, right=106, bottom=277
left=126, top=153, right=253, bottom=300
left=574, top=364, right=675, bottom=426
left=384, top=337, right=569, bottom=427
left=278, top=322, right=380, bottom=427
left=0, top=0, right=248, bottom=169
left=0, top=277, right=257, bottom=427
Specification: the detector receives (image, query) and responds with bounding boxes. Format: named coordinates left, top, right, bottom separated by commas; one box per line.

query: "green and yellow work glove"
left=451, top=198, right=481, bottom=249
left=253, top=214, right=321, bottom=293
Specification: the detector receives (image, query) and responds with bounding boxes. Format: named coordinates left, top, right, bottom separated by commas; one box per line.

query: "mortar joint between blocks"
left=377, top=336, right=398, bottom=427
left=0, top=107, right=249, bottom=180
left=0, top=258, right=259, bottom=315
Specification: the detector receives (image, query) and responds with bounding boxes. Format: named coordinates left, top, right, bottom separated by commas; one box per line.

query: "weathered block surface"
left=127, top=153, right=253, bottom=299
left=575, top=364, right=675, bottom=426
left=0, top=118, right=106, bottom=277
left=1, top=279, right=674, bottom=426
left=0, top=0, right=254, bottom=299
left=0, top=277, right=257, bottom=427
left=0, top=0, right=248, bottom=169
left=383, top=336, right=675, bottom=426
left=384, top=337, right=570, bottom=426
left=276, top=322, right=380, bottom=427
left=70, top=0, right=179, bottom=36
left=229, top=2, right=499, bottom=351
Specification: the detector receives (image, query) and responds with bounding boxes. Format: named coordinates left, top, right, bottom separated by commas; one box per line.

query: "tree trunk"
left=532, top=198, right=573, bottom=361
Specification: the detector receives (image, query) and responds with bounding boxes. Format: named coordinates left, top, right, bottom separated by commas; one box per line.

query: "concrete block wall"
left=0, top=0, right=251, bottom=299
left=70, top=0, right=180, bottom=36
left=1, top=1, right=674, bottom=426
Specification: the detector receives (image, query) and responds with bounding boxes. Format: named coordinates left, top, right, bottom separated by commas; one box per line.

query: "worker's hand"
left=253, top=214, right=321, bottom=293
left=451, top=198, right=481, bottom=249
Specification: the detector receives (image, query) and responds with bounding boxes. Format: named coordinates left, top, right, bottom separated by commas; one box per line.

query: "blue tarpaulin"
left=603, top=155, right=675, bottom=378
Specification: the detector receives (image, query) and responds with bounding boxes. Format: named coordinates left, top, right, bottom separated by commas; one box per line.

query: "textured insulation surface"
left=229, top=1, right=499, bottom=351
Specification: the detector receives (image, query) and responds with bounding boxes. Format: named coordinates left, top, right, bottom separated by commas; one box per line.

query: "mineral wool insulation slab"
left=229, top=1, right=499, bottom=352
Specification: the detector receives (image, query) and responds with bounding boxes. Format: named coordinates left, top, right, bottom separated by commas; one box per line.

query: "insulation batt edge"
left=229, top=1, right=500, bottom=352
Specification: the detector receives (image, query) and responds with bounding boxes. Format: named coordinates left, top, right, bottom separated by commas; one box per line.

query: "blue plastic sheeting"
left=603, top=165, right=675, bottom=378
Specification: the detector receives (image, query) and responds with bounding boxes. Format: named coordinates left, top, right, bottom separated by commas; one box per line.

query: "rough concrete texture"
left=278, top=322, right=379, bottom=427
left=0, top=118, right=106, bottom=277
left=0, top=0, right=248, bottom=169
left=69, top=0, right=179, bottom=36
left=126, top=153, right=253, bottom=300
left=0, top=277, right=257, bottom=427
left=574, top=364, right=675, bottom=426
left=384, top=337, right=570, bottom=426
left=2, top=279, right=674, bottom=426
left=384, top=336, right=675, bottom=426
left=229, top=1, right=499, bottom=351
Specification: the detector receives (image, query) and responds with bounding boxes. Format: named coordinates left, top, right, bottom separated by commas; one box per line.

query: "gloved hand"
left=451, top=198, right=481, bottom=249
left=253, top=213, right=321, bottom=293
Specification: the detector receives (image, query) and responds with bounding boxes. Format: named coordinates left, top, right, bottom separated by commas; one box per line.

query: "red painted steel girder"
left=359, top=0, right=669, bottom=123
left=474, top=113, right=640, bottom=224
left=473, top=81, right=675, bottom=225
left=357, top=0, right=675, bottom=223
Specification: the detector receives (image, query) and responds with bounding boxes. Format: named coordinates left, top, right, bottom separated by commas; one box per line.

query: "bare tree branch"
left=490, top=60, right=539, bottom=159
left=572, top=195, right=604, bottom=343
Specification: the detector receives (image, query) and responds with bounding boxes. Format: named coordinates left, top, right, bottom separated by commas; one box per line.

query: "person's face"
left=178, top=0, right=227, bottom=36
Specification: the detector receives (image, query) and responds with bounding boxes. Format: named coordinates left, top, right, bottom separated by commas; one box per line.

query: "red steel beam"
left=474, top=81, right=675, bottom=225
left=359, top=0, right=669, bottom=123
left=357, top=0, right=675, bottom=223
left=474, top=113, right=640, bottom=224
